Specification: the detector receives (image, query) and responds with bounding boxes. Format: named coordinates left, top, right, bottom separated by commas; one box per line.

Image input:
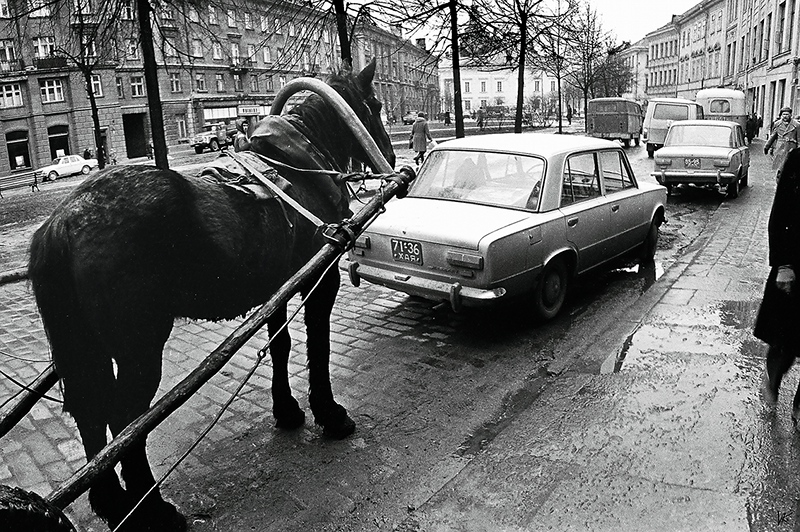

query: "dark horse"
left=28, top=60, right=394, bottom=531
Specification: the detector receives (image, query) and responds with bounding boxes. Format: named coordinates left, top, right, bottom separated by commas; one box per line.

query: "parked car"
left=36, top=154, right=98, bottom=181
left=402, top=111, right=420, bottom=125
left=642, top=97, right=705, bottom=158
left=651, top=120, right=750, bottom=198
left=191, top=124, right=235, bottom=154
left=586, top=97, right=643, bottom=147
left=343, top=133, right=667, bottom=320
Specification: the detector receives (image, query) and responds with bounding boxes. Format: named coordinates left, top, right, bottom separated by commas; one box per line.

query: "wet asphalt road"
left=0, top=130, right=788, bottom=531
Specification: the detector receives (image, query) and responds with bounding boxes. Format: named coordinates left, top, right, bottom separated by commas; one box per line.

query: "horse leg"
left=268, top=304, right=305, bottom=429
left=106, top=319, right=186, bottom=532
left=303, top=268, right=355, bottom=439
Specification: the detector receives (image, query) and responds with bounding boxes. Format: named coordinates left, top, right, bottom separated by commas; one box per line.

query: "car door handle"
left=567, top=217, right=579, bottom=227
left=611, top=205, right=620, bottom=212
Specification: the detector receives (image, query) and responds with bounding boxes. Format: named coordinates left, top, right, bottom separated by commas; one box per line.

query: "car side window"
left=561, top=152, right=600, bottom=206
left=599, top=151, right=635, bottom=194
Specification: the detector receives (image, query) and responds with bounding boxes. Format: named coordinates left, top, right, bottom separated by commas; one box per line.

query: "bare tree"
left=562, top=3, right=607, bottom=131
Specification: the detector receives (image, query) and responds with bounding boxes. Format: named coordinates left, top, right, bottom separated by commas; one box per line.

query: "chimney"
left=416, top=38, right=427, bottom=50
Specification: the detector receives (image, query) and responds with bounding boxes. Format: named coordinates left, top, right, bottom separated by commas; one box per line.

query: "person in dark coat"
left=745, top=113, right=757, bottom=144
left=755, top=147, right=800, bottom=423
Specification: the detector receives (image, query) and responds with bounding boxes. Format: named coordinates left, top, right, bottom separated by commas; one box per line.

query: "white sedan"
left=36, top=154, right=98, bottom=181
left=344, top=133, right=668, bottom=320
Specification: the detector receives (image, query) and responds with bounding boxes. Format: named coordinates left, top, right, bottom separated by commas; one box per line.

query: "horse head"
left=328, top=58, right=396, bottom=171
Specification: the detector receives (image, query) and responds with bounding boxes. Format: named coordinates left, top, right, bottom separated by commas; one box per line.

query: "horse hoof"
left=316, top=404, right=356, bottom=439
left=274, top=403, right=306, bottom=430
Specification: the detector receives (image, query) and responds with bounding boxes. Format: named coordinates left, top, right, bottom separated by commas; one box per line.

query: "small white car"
left=36, top=154, right=98, bottom=181
left=344, top=133, right=668, bottom=320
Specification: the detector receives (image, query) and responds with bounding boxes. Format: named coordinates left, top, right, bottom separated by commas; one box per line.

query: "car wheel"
left=209, top=140, right=219, bottom=151
left=727, top=174, right=740, bottom=199
left=622, top=139, right=630, bottom=148
left=48, top=171, right=58, bottom=181
left=194, top=146, right=204, bottom=154
left=533, top=257, right=568, bottom=321
left=647, top=145, right=654, bottom=158
left=741, top=169, right=749, bottom=187
left=81, top=165, right=90, bottom=174
left=639, top=219, right=659, bottom=263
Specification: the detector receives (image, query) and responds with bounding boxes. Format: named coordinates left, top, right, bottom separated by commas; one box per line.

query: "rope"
left=111, top=254, right=342, bottom=532
left=0, top=364, right=63, bottom=406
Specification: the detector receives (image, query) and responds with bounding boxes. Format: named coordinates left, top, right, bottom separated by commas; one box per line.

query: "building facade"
left=619, top=39, right=649, bottom=102
left=0, top=0, right=438, bottom=175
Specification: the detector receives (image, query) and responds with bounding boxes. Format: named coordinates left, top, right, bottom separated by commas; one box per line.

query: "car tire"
left=81, top=165, right=90, bottom=175
left=727, top=174, right=740, bottom=199
left=210, top=140, right=219, bottom=151
left=194, top=146, right=204, bottom=154
left=639, top=219, right=659, bottom=263
left=623, top=139, right=630, bottom=148
left=741, top=169, right=749, bottom=187
left=48, top=171, right=58, bottom=181
left=647, top=144, right=654, bottom=158
left=533, top=257, right=568, bottom=321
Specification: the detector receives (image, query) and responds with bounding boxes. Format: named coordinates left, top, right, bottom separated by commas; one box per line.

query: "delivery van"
left=643, top=97, right=705, bottom=157
left=586, top=98, right=643, bottom=147
left=695, top=88, right=747, bottom=131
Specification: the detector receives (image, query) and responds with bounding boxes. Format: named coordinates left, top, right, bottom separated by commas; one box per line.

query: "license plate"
left=391, top=238, right=423, bottom=264
left=684, top=158, right=701, bottom=169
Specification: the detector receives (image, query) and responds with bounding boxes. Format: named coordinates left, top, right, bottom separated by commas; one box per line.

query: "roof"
left=434, top=133, right=619, bottom=157
left=649, top=97, right=698, bottom=105
left=695, top=88, right=746, bottom=100
left=669, top=120, right=740, bottom=128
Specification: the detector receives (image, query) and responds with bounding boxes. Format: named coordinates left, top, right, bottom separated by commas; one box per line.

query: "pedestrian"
left=566, top=105, right=573, bottom=125
left=444, top=111, right=451, bottom=125
left=410, top=112, right=434, bottom=166
left=233, top=118, right=250, bottom=152
left=83, top=147, right=91, bottom=160
left=745, top=113, right=757, bottom=144
left=476, top=107, right=486, bottom=131
left=764, top=106, right=800, bottom=181
left=755, top=146, right=800, bottom=424
left=757, top=114, right=763, bottom=137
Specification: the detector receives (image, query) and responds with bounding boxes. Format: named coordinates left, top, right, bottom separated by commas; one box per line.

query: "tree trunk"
left=333, top=0, right=352, bottom=72
left=514, top=12, right=527, bottom=134
left=137, top=0, right=168, bottom=169
left=449, top=0, right=465, bottom=138
left=82, top=68, right=106, bottom=169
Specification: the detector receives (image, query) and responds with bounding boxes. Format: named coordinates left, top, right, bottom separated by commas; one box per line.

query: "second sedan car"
left=651, top=120, right=750, bottom=198
left=344, top=133, right=667, bottom=320
left=36, top=154, right=98, bottom=181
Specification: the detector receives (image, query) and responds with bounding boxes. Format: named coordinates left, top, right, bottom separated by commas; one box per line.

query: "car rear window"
left=410, top=149, right=546, bottom=210
left=665, top=125, right=733, bottom=147
left=652, top=104, right=689, bottom=121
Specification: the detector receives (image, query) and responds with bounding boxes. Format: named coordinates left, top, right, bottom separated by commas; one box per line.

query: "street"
left=0, top=133, right=794, bottom=531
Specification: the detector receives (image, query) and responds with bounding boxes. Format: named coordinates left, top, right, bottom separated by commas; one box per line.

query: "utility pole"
left=136, top=0, right=168, bottom=169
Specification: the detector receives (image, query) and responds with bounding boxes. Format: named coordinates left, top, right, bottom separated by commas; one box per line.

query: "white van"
left=643, top=98, right=705, bottom=157
left=695, top=88, right=747, bottom=131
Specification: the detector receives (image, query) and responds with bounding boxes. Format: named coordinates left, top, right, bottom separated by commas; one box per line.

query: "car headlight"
left=713, top=158, right=731, bottom=168
left=654, top=158, right=672, bottom=167
left=446, top=251, right=483, bottom=270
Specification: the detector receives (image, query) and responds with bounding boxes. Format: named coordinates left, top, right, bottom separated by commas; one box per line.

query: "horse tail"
left=28, top=216, right=92, bottom=415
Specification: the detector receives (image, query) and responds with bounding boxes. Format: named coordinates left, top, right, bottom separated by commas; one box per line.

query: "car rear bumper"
left=650, top=170, right=736, bottom=185
left=342, top=260, right=506, bottom=312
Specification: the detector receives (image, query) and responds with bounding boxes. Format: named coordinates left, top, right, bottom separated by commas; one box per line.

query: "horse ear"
left=356, top=57, right=377, bottom=91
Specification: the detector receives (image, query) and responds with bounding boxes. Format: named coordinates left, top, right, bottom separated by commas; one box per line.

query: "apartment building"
left=0, top=0, right=437, bottom=175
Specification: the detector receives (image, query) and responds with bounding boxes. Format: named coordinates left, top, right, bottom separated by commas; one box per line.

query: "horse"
left=27, top=59, right=394, bottom=531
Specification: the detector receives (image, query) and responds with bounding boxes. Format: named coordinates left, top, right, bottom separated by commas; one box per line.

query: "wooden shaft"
left=0, top=366, right=58, bottom=439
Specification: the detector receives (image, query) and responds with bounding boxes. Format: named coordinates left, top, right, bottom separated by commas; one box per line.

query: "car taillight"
left=446, top=251, right=483, bottom=270
left=713, top=158, right=731, bottom=167
left=654, top=158, right=672, bottom=167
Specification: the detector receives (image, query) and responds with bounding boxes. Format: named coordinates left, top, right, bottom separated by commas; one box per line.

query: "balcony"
left=0, top=59, right=25, bottom=73
left=35, top=56, right=68, bottom=69
left=229, top=59, right=248, bottom=74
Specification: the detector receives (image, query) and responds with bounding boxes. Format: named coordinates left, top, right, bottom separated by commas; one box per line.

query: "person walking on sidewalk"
left=764, top=106, right=800, bottom=181
left=755, top=147, right=800, bottom=422
left=410, top=112, right=434, bottom=166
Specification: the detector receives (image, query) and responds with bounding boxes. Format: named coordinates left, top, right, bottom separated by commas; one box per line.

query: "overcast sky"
left=587, top=0, right=706, bottom=44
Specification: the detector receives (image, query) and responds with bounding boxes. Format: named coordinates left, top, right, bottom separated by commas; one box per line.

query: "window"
left=29, top=0, right=50, bottom=17
left=266, top=75, right=273, bottom=91
left=164, top=38, right=178, bottom=59
left=195, top=73, right=206, bottom=91
left=191, top=39, right=202, bottom=58
left=464, top=81, right=470, bottom=93
left=279, top=75, right=286, bottom=88
left=121, top=0, right=132, bottom=19
left=82, top=36, right=97, bottom=58
left=39, top=78, right=64, bottom=103
left=480, top=81, right=486, bottom=92
left=534, top=80, right=540, bottom=92
left=247, top=44, right=256, bottom=63
left=289, top=23, right=295, bottom=36
left=227, top=10, right=235, bottom=27
left=130, top=75, right=144, bottom=97
left=233, top=73, right=243, bottom=91
left=260, top=15, right=268, bottom=32
left=230, top=42, right=240, bottom=62
left=90, top=74, right=103, bottom=96
left=275, top=18, right=282, bottom=33
left=209, top=6, right=217, bottom=25
left=169, top=72, right=181, bottom=92
left=249, top=74, right=259, bottom=92
left=263, top=47, right=272, bottom=63
left=33, top=36, right=55, bottom=58
left=497, top=81, right=502, bottom=92
left=0, top=0, right=9, bottom=17
left=126, top=39, right=139, bottom=60
left=0, top=83, right=23, bottom=108
left=0, top=39, right=15, bottom=64
left=212, top=42, right=222, bottom=60
left=215, top=73, right=225, bottom=91
left=115, top=77, right=123, bottom=98
left=177, top=114, right=187, bottom=138
left=550, top=80, right=556, bottom=92
left=561, top=153, right=600, bottom=206
left=599, top=151, right=634, bottom=193
left=244, top=12, right=252, bottom=29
